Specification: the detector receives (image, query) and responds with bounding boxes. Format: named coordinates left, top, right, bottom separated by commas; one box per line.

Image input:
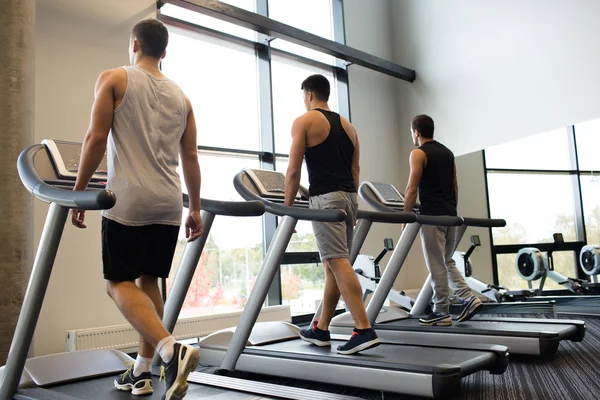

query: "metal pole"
left=220, top=216, right=296, bottom=371
left=366, top=223, right=421, bottom=324
left=152, top=211, right=215, bottom=366
left=245, top=247, right=250, bottom=296
left=411, top=276, right=433, bottom=316
left=0, top=204, right=68, bottom=399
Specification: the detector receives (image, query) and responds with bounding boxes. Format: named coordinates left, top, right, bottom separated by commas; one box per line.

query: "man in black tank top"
left=284, top=74, right=379, bottom=355
left=404, top=115, right=482, bottom=326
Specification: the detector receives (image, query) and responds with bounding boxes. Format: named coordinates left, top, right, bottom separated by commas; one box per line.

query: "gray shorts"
left=309, top=191, right=358, bottom=261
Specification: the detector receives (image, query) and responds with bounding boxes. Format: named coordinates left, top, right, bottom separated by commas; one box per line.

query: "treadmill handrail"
left=182, top=194, right=265, bottom=217
left=233, top=173, right=346, bottom=222
left=18, top=145, right=116, bottom=210
left=357, top=209, right=416, bottom=224
left=461, top=217, right=506, bottom=228
left=416, top=214, right=463, bottom=227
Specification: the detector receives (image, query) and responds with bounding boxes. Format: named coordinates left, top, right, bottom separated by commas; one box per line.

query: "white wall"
left=344, top=0, right=428, bottom=291
left=391, top=0, right=600, bottom=156
left=33, top=0, right=155, bottom=356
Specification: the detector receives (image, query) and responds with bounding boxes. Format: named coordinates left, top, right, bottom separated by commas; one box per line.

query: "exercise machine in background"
left=457, top=232, right=600, bottom=317
left=355, top=238, right=415, bottom=311
left=516, top=233, right=600, bottom=295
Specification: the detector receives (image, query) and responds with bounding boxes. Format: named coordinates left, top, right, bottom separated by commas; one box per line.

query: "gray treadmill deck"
left=380, top=316, right=578, bottom=339
left=13, top=375, right=267, bottom=400
left=244, top=338, right=498, bottom=376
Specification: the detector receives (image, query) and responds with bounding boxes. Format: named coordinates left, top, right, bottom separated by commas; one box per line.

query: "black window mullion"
left=568, top=125, right=587, bottom=247
left=256, top=0, right=281, bottom=306
left=332, top=0, right=350, bottom=120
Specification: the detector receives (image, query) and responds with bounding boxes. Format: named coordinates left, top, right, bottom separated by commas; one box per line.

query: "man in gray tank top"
left=71, top=19, right=201, bottom=399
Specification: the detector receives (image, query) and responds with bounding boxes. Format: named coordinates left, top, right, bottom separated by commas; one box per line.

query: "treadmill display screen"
left=48, top=140, right=107, bottom=180
left=246, top=169, right=300, bottom=199
left=372, top=183, right=404, bottom=204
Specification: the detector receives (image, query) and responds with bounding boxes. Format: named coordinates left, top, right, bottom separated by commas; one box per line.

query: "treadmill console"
left=365, top=182, right=404, bottom=207
left=243, top=169, right=307, bottom=205
left=42, top=139, right=107, bottom=182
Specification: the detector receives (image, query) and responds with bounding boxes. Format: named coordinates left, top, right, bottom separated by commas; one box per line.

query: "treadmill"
left=198, top=169, right=509, bottom=400
left=0, top=141, right=364, bottom=400
left=328, top=181, right=586, bottom=356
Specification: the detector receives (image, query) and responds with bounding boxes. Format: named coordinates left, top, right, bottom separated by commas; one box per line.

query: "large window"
left=267, top=0, right=335, bottom=64
left=485, top=120, right=600, bottom=290
left=159, top=0, right=344, bottom=318
left=487, top=172, right=577, bottom=244
left=170, top=154, right=263, bottom=316
left=271, top=56, right=338, bottom=154
left=163, top=29, right=260, bottom=151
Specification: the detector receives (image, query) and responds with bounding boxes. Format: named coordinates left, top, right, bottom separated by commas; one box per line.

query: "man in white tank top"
left=71, top=19, right=201, bottom=399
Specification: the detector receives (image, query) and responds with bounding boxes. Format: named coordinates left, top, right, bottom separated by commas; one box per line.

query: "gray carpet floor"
left=200, top=316, right=600, bottom=400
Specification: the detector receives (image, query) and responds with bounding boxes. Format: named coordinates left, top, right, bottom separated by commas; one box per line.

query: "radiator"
left=65, top=305, right=291, bottom=352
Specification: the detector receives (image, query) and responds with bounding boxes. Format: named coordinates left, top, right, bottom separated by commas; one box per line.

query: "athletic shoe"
left=114, top=362, right=153, bottom=395
left=300, top=320, right=331, bottom=346
left=419, top=312, right=452, bottom=326
left=457, top=295, right=483, bottom=323
left=159, top=343, right=200, bottom=400
left=336, top=328, right=380, bottom=355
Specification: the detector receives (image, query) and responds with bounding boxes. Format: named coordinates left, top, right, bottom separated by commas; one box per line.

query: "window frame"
left=484, top=125, right=592, bottom=287
left=158, top=0, right=349, bottom=318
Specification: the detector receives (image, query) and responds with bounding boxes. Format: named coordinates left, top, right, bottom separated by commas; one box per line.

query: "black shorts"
left=102, top=217, right=180, bottom=281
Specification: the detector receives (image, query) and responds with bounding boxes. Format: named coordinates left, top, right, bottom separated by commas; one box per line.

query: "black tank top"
left=418, top=141, right=457, bottom=216
left=304, top=109, right=356, bottom=197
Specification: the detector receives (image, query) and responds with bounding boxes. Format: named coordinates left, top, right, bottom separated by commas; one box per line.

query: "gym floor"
left=196, top=315, right=600, bottom=400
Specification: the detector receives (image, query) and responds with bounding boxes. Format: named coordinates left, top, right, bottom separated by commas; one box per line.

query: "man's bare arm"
left=73, top=70, right=117, bottom=191
left=404, top=149, right=426, bottom=213
left=351, top=132, right=360, bottom=191
left=284, top=117, right=306, bottom=207
left=180, top=97, right=201, bottom=212
left=454, top=162, right=459, bottom=207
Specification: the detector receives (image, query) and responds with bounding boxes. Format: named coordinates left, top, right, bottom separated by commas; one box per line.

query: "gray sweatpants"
left=420, top=225, right=473, bottom=314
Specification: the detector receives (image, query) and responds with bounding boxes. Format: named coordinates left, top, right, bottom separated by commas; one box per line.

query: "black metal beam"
left=162, top=0, right=416, bottom=82
left=494, top=241, right=585, bottom=254
left=486, top=168, right=578, bottom=175
left=160, top=14, right=257, bottom=49
left=281, top=252, right=321, bottom=265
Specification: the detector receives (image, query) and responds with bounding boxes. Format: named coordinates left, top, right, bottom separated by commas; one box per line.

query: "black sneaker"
left=457, top=296, right=483, bottom=323
left=336, top=328, right=380, bottom=355
left=419, top=312, right=452, bottom=326
left=114, top=364, right=153, bottom=395
left=160, top=343, right=200, bottom=400
left=300, top=321, right=331, bottom=346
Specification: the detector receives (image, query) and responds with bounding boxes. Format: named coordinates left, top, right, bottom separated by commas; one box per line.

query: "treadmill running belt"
left=382, top=317, right=577, bottom=338
left=246, top=339, right=496, bottom=376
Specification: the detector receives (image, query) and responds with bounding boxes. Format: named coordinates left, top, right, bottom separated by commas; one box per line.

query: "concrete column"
left=0, top=0, right=35, bottom=364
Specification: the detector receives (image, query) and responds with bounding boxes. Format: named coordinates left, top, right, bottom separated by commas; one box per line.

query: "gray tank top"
left=102, top=66, right=187, bottom=226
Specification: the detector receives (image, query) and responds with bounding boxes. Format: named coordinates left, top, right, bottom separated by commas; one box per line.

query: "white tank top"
left=101, top=66, right=187, bottom=226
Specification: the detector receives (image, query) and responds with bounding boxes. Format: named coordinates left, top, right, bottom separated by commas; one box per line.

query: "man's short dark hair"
left=412, top=115, right=435, bottom=139
left=301, top=74, right=330, bottom=102
left=131, top=19, right=169, bottom=59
